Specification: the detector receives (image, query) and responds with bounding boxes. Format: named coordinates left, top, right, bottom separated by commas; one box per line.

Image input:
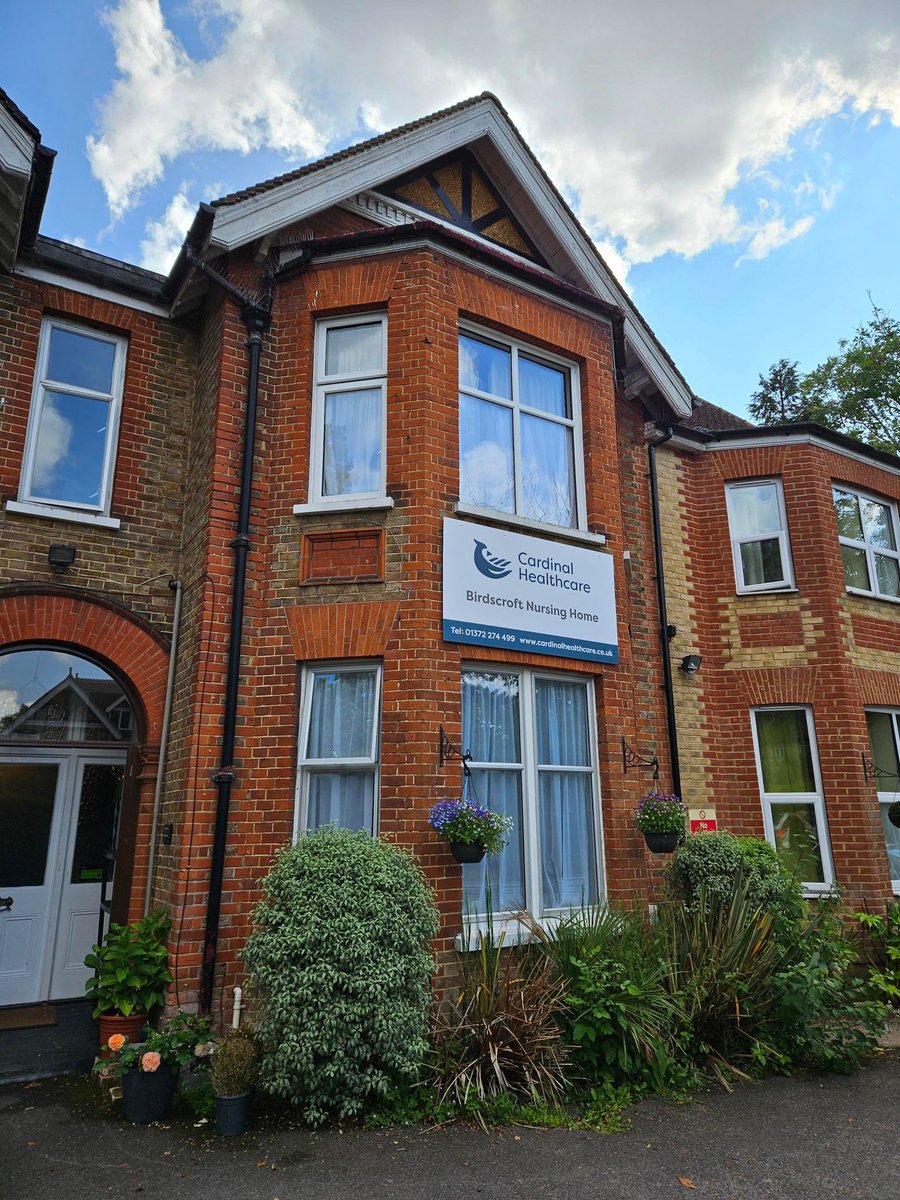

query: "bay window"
left=833, top=485, right=900, bottom=601
left=864, top=709, right=900, bottom=891
left=725, top=479, right=794, bottom=593
left=750, top=707, right=834, bottom=892
left=458, top=328, right=584, bottom=530
left=309, top=315, right=387, bottom=505
left=460, top=668, right=602, bottom=917
left=296, top=663, right=381, bottom=835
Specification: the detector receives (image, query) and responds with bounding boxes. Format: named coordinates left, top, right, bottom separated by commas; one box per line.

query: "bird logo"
left=473, top=540, right=512, bottom=579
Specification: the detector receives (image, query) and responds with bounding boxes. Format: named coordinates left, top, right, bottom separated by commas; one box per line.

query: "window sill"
left=5, top=500, right=121, bottom=530
left=846, top=587, right=900, bottom=606
left=735, top=585, right=798, bottom=597
left=292, top=497, right=394, bottom=516
left=453, top=503, right=607, bottom=547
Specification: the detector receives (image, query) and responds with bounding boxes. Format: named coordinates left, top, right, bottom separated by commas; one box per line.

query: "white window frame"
left=307, top=313, right=388, bottom=507
left=293, top=661, right=382, bottom=839
left=833, top=484, right=900, bottom=602
left=458, top=322, right=587, bottom=532
left=460, top=665, right=604, bottom=929
left=724, top=478, right=794, bottom=594
left=749, top=706, right=834, bottom=895
left=19, top=317, right=127, bottom=517
left=864, top=707, right=900, bottom=895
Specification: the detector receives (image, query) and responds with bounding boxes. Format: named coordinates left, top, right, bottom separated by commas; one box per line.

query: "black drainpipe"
left=647, top=427, right=682, bottom=799
left=185, top=247, right=272, bottom=1013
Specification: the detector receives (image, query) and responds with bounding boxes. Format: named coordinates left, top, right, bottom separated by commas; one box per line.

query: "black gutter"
left=275, top=220, right=624, bottom=326
left=19, top=144, right=56, bottom=252
left=647, top=428, right=681, bottom=799
left=185, top=247, right=273, bottom=1014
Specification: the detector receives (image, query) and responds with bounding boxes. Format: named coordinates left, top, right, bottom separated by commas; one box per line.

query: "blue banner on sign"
left=442, top=619, right=619, bottom=664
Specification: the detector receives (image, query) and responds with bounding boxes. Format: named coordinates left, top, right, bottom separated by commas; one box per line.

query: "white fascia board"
left=703, top=431, right=900, bottom=481
left=16, top=265, right=171, bottom=318
left=0, top=104, right=34, bottom=177
left=210, top=99, right=693, bottom=418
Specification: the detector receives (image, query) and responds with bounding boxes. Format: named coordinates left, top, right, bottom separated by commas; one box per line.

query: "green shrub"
left=530, top=906, right=678, bottom=1087
left=855, top=900, right=900, bottom=1006
left=83, top=908, right=172, bottom=1018
left=665, top=833, right=805, bottom=938
left=768, top=900, right=885, bottom=1072
left=243, top=828, right=439, bottom=1126
left=210, top=1028, right=260, bottom=1097
left=429, top=927, right=570, bottom=1108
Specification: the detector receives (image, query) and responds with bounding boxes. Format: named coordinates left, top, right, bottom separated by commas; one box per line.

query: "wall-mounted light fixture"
left=680, top=653, right=702, bottom=674
left=48, top=544, right=77, bottom=573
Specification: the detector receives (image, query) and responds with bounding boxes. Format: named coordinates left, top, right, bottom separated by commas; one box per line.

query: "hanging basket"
left=643, top=830, right=680, bottom=854
left=450, top=840, right=487, bottom=864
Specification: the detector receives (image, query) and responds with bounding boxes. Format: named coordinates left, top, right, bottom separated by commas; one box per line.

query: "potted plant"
left=100, top=1012, right=212, bottom=1124
left=84, top=909, right=173, bottom=1050
left=635, top=791, right=686, bottom=853
left=210, top=1028, right=260, bottom=1136
left=428, top=798, right=512, bottom=863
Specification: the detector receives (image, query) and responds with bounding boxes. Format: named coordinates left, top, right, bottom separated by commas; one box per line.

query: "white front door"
left=0, top=750, right=125, bottom=1006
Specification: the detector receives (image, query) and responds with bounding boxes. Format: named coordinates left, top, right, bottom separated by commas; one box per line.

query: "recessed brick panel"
left=300, top=528, right=384, bottom=583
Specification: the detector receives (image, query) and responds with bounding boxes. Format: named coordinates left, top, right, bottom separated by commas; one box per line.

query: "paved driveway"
left=2, top=1054, right=898, bottom=1200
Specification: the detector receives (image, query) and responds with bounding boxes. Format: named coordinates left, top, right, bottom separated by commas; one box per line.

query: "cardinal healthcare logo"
left=473, top=539, right=512, bottom=579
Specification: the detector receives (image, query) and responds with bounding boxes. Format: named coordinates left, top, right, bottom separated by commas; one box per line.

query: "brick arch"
left=0, top=590, right=170, bottom=741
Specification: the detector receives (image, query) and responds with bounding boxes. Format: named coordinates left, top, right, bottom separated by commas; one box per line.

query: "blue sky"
left=5, top=0, right=900, bottom=419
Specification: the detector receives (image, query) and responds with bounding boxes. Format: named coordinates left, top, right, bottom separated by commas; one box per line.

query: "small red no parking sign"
left=688, top=807, right=718, bottom=834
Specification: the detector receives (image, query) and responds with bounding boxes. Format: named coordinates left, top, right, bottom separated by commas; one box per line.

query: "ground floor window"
left=461, top=667, right=602, bottom=918
left=296, top=663, right=381, bottom=836
left=864, top=709, right=900, bottom=891
left=750, top=706, right=834, bottom=892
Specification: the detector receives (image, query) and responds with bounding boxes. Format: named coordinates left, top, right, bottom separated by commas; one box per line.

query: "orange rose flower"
left=107, top=1033, right=127, bottom=1052
left=141, top=1051, right=162, bottom=1073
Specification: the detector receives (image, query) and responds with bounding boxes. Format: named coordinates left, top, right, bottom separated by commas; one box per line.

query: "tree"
left=800, top=304, right=900, bottom=455
left=751, top=303, right=900, bottom=455
left=749, top=358, right=806, bottom=425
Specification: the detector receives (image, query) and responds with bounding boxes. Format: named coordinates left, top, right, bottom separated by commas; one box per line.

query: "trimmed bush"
left=665, top=832, right=805, bottom=937
left=243, top=828, right=439, bottom=1126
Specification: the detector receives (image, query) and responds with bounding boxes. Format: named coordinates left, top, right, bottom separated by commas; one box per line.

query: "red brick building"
left=1, top=88, right=897, bottom=1027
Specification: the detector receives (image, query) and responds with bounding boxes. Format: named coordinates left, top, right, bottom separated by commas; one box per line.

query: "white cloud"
left=736, top=216, right=815, bottom=265
left=32, top=400, right=72, bottom=490
left=87, top=0, right=900, bottom=274
left=139, top=186, right=196, bottom=272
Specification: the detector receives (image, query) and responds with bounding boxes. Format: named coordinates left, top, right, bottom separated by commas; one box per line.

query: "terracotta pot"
left=643, top=830, right=680, bottom=854
left=450, top=840, right=486, bottom=863
left=98, top=1012, right=147, bottom=1055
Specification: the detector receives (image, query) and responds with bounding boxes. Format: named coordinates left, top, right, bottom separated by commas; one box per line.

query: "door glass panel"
left=0, top=762, right=59, bottom=886
left=0, top=650, right=134, bottom=742
left=70, top=763, right=124, bottom=884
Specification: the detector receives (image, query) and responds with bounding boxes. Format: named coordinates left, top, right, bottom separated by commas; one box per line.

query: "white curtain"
left=458, top=394, right=513, bottom=512
left=520, top=413, right=574, bottom=527
left=322, top=387, right=382, bottom=496
left=461, top=672, right=524, bottom=914
left=534, top=679, right=597, bottom=909
left=324, top=322, right=382, bottom=377
left=519, top=357, right=566, bottom=417
left=305, top=670, right=377, bottom=833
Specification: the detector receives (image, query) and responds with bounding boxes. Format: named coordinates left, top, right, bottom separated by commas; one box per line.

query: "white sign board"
left=442, top=517, right=619, bottom=664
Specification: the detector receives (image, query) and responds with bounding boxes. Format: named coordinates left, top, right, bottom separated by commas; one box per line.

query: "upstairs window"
left=725, top=479, right=794, bottom=593
left=296, top=663, right=381, bottom=836
left=20, top=319, right=127, bottom=515
left=310, top=315, right=387, bottom=504
left=458, top=328, right=584, bottom=530
left=833, top=486, right=900, bottom=601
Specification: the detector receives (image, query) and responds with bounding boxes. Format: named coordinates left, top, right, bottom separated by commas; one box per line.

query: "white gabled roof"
left=207, top=94, right=693, bottom=418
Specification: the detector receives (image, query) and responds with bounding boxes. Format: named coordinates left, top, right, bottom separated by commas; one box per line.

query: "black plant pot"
left=122, top=1063, right=178, bottom=1124
left=450, top=840, right=486, bottom=864
left=643, top=830, right=680, bottom=854
left=215, top=1092, right=252, bottom=1136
